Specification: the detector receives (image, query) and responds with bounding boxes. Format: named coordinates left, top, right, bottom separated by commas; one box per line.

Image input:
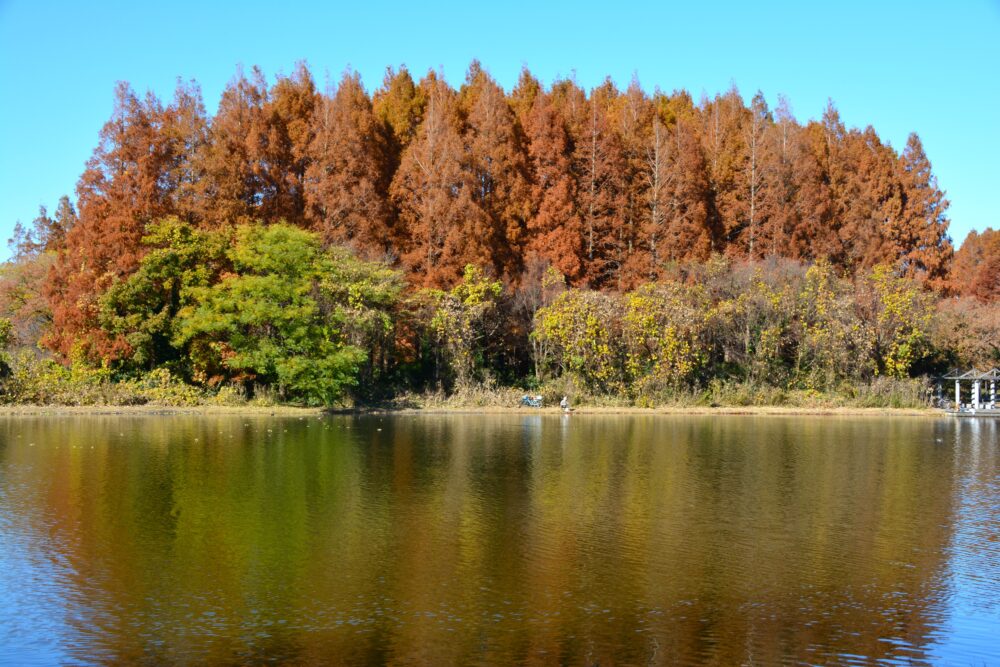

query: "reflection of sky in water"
left=0, top=466, right=89, bottom=665
left=925, top=419, right=1000, bottom=663
left=0, top=415, right=997, bottom=664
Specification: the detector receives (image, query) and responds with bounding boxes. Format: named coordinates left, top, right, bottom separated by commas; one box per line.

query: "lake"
left=0, top=414, right=997, bottom=664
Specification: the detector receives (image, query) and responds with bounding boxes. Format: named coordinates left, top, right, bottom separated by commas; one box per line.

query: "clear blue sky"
left=1, top=0, right=998, bottom=258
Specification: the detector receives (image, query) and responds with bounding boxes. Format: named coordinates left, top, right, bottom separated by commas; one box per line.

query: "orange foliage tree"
left=18, top=60, right=971, bottom=366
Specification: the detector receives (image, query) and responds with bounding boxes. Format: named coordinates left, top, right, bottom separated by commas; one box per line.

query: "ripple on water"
left=0, top=414, right=998, bottom=664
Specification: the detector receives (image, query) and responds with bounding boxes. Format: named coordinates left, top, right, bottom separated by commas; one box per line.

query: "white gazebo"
left=941, top=368, right=1000, bottom=413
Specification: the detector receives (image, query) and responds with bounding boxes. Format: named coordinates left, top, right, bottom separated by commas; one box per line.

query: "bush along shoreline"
left=0, top=224, right=974, bottom=411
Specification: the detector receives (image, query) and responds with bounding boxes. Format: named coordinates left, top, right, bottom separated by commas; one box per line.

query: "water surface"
left=0, top=414, right=997, bottom=664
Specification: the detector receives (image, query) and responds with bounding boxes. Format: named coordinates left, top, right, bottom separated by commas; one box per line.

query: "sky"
left=1, top=0, right=998, bottom=258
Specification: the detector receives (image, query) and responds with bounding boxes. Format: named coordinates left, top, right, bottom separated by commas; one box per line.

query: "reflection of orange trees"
left=380, top=417, right=496, bottom=663
left=517, top=417, right=958, bottom=664
left=0, top=415, right=961, bottom=663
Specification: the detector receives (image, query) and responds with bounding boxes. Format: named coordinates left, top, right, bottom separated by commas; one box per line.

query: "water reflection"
left=0, top=414, right=997, bottom=664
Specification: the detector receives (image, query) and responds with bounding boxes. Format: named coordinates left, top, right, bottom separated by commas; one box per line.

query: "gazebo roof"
left=941, top=367, right=1000, bottom=380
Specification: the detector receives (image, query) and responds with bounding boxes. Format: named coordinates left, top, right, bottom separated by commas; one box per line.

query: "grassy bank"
left=385, top=405, right=938, bottom=417
left=0, top=403, right=937, bottom=418
left=0, top=404, right=326, bottom=417
left=0, top=356, right=937, bottom=416
left=0, top=352, right=947, bottom=420
left=379, top=376, right=935, bottom=411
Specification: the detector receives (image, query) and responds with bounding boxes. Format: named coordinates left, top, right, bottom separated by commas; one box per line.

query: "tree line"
left=1, top=61, right=998, bottom=405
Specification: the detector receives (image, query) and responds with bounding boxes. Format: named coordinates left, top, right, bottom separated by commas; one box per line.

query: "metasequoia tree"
left=460, top=64, right=531, bottom=281
left=305, top=70, right=393, bottom=255
left=834, top=128, right=894, bottom=272
left=951, top=229, right=1000, bottom=300
left=891, top=133, right=952, bottom=286
left=757, top=96, right=798, bottom=258
left=969, top=252, right=1000, bottom=303
left=8, top=196, right=77, bottom=258
left=662, top=117, right=714, bottom=262
left=193, top=66, right=269, bottom=227
left=390, top=72, right=477, bottom=286
left=646, top=91, right=715, bottom=263
left=573, top=80, right=627, bottom=289
left=47, top=83, right=177, bottom=358
left=12, top=60, right=967, bottom=370
left=788, top=120, right=838, bottom=260
left=821, top=102, right=850, bottom=263
left=522, top=91, right=584, bottom=282
left=701, top=86, right=748, bottom=248
left=508, top=67, right=542, bottom=130
left=189, top=63, right=318, bottom=228
left=638, top=110, right=669, bottom=276
left=161, top=79, right=209, bottom=223
left=257, top=62, right=318, bottom=225
left=742, top=92, right=771, bottom=258
left=613, top=77, right=657, bottom=287
left=373, top=66, right=425, bottom=154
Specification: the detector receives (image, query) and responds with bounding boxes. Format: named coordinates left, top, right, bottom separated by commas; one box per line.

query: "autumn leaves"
left=31, top=61, right=955, bottom=369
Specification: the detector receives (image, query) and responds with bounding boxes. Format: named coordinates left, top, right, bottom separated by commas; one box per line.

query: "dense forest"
left=1, top=62, right=998, bottom=407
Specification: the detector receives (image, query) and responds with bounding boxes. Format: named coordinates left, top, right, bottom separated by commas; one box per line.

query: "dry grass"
left=0, top=404, right=325, bottom=417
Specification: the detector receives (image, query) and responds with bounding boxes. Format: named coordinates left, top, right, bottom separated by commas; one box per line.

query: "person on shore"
left=560, top=396, right=570, bottom=413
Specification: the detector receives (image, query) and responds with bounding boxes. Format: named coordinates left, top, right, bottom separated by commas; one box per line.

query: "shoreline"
left=380, top=405, right=939, bottom=417
left=0, top=405, right=327, bottom=417
left=0, top=404, right=941, bottom=418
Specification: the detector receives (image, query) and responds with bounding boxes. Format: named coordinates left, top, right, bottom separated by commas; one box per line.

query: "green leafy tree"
left=0, top=318, right=13, bottom=379
left=795, top=259, right=857, bottom=388
left=622, top=282, right=706, bottom=395
left=532, top=288, right=626, bottom=393
left=174, top=224, right=366, bottom=404
left=701, top=259, right=799, bottom=385
left=0, top=318, right=13, bottom=349
left=319, top=246, right=405, bottom=391
left=855, top=264, right=933, bottom=378
left=98, top=217, right=227, bottom=372
left=416, top=264, right=502, bottom=388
